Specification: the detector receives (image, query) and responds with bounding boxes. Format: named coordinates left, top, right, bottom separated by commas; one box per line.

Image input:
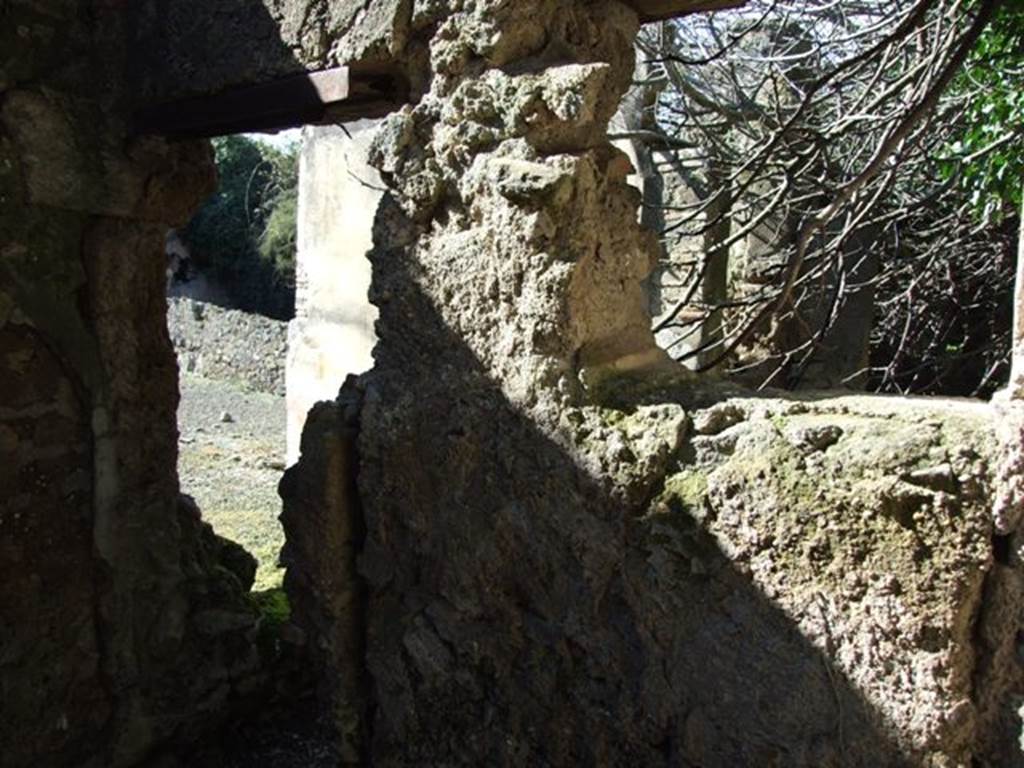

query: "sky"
left=246, top=128, right=302, bottom=149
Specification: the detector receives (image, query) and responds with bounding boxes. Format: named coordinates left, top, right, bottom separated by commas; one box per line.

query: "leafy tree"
left=259, top=192, right=298, bottom=280
left=941, top=3, right=1024, bottom=221
left=180, top=135, right=299, bottom=319
left=256, top=146, right=299, bottom=282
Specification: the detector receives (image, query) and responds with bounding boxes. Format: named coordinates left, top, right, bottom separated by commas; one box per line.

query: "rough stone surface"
left=125, top=0, right=423, bottom=105
left=641, top=392, right=1009, bottom=766
left=298, top=1, right=1024, bottom=765
left=993, top=402, right=1024, bottom=536
left=0, top=0, right=419, bottom=761
left=1, top=3, right=282, bottom=766
left=5, top=1, right=1024, bottom=766
left=167, top=298, right=288, bottom=396
left=0, top=323, right=107, bottom=766
left=357, top=338, right=1024, bottom=764
left=279, top=380, right=366, bottom=764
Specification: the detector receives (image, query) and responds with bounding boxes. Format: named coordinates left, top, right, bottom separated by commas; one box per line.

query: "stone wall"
left=277, top=1, right=1024, bottom=765
left=0, top=321, right=106, bottom=766
left=167, top=298, right=288, bottom=396
left=4, top=1, right=1024, bottom=766
left=0, top=0, right=446, bottom=763
left=0, top=2, right=381, bottom=765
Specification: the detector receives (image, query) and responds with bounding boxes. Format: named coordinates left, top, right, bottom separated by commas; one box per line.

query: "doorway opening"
left=168, top=130, right=299, bottom=594
left=147, top=72, right=390, bottom=759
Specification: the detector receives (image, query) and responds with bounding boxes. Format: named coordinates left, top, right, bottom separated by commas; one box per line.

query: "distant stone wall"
left=167, top=298, right=287, bottom=396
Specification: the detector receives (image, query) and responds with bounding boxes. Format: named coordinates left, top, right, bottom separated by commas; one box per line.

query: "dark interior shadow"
left=124, top=0, right=318, bottom=106
left=1, top=2, right=330, bottom=767
left=92, top=3, right=331, bottom=766
left=123, top=0, right=407, bottom=126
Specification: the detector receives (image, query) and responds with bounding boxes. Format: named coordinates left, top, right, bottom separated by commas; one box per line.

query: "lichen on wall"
left=639, top=393, right=1010, bottom=765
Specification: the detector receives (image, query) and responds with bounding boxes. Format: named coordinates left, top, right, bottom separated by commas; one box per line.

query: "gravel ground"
left=177, top=373, right=288, bottom=591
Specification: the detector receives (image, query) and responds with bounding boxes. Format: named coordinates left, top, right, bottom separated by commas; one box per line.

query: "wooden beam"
left=134, top=64, right=407, bottom=139
left=624, top=0, right=745, bottom=22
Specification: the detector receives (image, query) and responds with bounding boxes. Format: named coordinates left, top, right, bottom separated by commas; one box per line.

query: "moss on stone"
left=660, top=469, right=708, bottom=511
left=595, top=406, right=628, bottom=427
left=645, top=401, right=996, bottom=658
left=250, top=587, right=291, bottom=629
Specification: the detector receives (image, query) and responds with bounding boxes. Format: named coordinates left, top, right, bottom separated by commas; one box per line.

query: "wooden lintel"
left=134, top=65, right=407, bottom=139
left=625, top=0, right=745, bottom=22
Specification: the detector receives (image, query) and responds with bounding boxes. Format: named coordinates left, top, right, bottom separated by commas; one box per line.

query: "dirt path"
left=177, top=374, right=287, bottom=591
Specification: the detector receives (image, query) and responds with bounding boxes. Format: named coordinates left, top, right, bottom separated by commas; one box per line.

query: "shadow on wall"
left=359, top=269, right=903, bottom=766
left=1, top=2, right=331, bottom=766
left=278, top=193, right=1023, bottom=766
left=126, top=0, right=318, bottom=104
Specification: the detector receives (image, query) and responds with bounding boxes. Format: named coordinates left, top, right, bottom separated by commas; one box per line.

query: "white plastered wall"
left=286, top=120, right=382, bottom=465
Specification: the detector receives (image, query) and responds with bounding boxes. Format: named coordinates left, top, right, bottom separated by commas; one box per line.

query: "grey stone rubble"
left=167, top=298, right=288, bottom=396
